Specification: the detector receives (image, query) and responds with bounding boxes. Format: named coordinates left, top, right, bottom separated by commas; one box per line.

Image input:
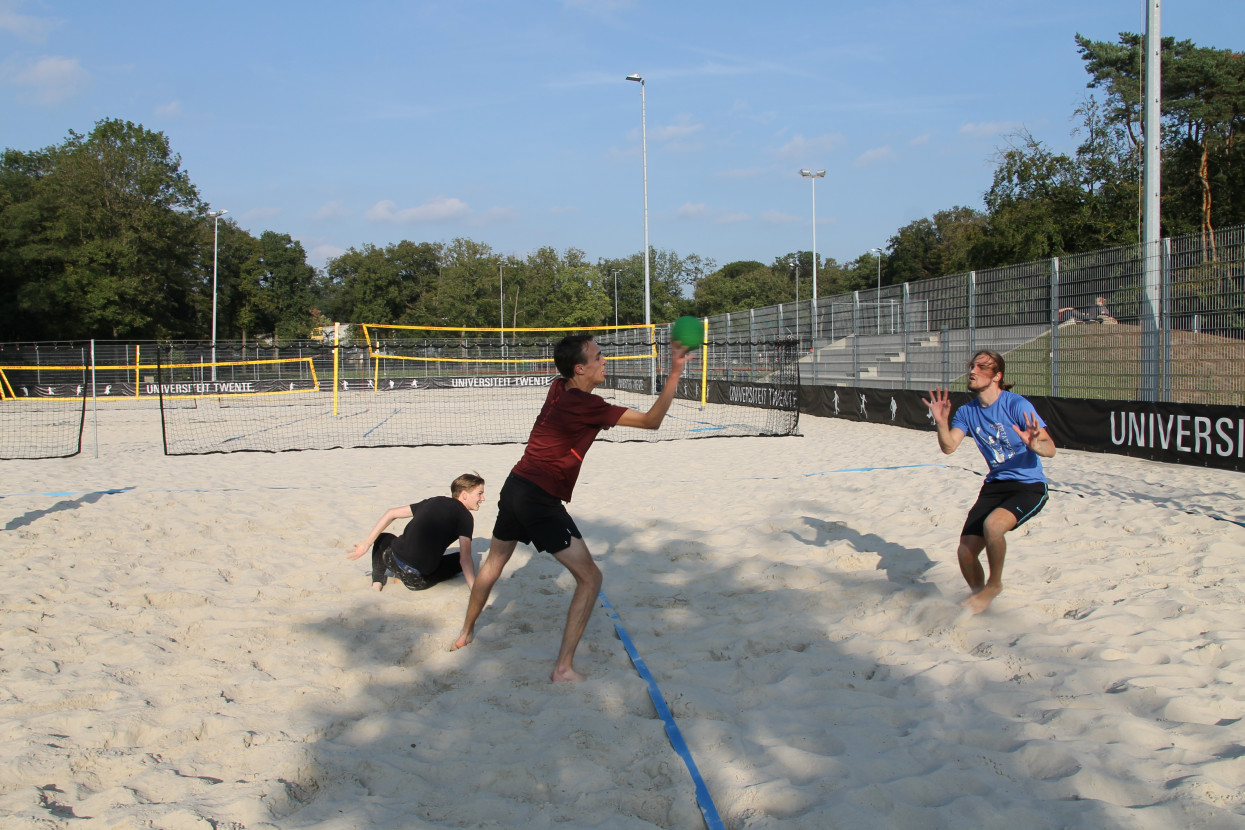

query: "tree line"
left=2, top=33, right=1241, bottom=343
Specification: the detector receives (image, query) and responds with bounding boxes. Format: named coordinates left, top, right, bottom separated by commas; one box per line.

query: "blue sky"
left=2, top=0, right=1237, bottom=271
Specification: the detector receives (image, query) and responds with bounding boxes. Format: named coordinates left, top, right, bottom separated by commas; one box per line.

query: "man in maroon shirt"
left=453, top=334, right=691, bottom=682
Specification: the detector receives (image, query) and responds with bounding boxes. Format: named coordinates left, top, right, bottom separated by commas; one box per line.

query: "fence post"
left=968, top=270, right=977, bottom=357
left=852, top=291, right=861, bottom=381
left=1050, top=257, right=1060, bottom=397
left=902, top=282, right=911, bottom=391
left=942, top=326, right=950, bottom=387
left=1161, top=236, right=1172, bottom=402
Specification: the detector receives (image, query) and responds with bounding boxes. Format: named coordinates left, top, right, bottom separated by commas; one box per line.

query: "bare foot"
left=371, top=581, right=384, bottom=592
left=962, top=583, right=1002, bottom=614
left=450, top=632, right=473, bottom=652
left=551, top=665, right=586, bottom=683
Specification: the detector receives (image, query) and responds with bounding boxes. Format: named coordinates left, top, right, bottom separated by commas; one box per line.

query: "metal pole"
left=1140, top=0, right=1163, bottom=402
left=209, top=208, right=228, bottom=381
left=626, top=74, right=653, bottom=392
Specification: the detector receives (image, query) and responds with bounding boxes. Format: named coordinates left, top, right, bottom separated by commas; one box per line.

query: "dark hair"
left=554, top=334, right=594, bottom=378
left=451, top=472, right=485, bottom=497
left=969, top=350, right=1013, bottom=391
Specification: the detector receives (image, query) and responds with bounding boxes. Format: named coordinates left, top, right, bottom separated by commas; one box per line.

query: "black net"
left=154, top=333, right=800, bottom=455
left=0, top=343, right=88, bottom=459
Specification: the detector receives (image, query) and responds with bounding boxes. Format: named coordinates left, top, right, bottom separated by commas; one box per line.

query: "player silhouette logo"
left=889, top=397, right=898, bottom=421
left=859, top=393, right=867, bottom=417
left=832, top=390, right=840, bottom=415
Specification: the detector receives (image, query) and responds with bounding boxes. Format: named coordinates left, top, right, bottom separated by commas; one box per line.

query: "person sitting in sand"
left=347, top=473, right=485, bottom=592
left=1058, top=296, right=1115, bottom=324
left=452, top=334, right=691, bottom=683
left=923, top=351, right=1055, bottom=613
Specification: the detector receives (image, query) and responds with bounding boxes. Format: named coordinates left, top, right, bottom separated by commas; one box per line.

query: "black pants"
left=371, top=533, right=463, bottom=590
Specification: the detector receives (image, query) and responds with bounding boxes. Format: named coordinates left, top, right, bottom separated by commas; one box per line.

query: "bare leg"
left=452, top=538, right=516, bottom=650
left=961, top=509, right=1018, bottom=613
left=549, top=537, right=602, bottom=683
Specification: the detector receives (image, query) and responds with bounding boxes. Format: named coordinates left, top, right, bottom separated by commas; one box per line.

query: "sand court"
left=1, top=409, right=1244, bottom=828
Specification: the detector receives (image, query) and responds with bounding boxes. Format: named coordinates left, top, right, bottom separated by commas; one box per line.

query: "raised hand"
left=922, top=387, right=952, bottom=425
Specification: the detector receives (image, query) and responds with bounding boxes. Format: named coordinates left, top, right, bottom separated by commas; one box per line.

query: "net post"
left=134, top=344, right=141, bottom=397
left=156, top=345, right=169, bottom=455
left=332, top=322, right=340, bottom=416
left=699, top=317, right=708, bottom=408
left=90, top=340, right=99, bottom=458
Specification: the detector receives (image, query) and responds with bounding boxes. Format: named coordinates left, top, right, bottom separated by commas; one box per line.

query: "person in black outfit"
left=347, top=473, right=485, bottom=592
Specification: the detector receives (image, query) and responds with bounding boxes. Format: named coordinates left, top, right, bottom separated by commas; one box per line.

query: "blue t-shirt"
left=951, top=390, right=1046, bottom=484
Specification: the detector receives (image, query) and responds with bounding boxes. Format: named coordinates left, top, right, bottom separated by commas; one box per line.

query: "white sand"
left=2, top=408, right=1244, bottom=829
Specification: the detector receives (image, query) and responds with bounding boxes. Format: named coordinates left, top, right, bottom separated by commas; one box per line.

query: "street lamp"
left=870, top=247, right=883, bottom=333
left=208, top=208, right=228, bottom=380
left=611, top=269, right=621, bottom=326
left=625, top=73, right=652, bottom=379
left=799, top=170, right=825, bottom=321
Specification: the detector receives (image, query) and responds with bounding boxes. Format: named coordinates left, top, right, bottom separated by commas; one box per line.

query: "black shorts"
left=961, top=480, right=1048, bottom=538
left=492, top=472, right=581, bottom=554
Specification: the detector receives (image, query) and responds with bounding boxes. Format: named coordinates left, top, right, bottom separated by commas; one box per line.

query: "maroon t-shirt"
left=511, top=377, right=627, bottom=502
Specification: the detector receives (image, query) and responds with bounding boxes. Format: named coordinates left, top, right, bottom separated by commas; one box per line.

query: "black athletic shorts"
left=961, top=479, right=1048, bottom=538
left=492, top=472, right=581, bottom=554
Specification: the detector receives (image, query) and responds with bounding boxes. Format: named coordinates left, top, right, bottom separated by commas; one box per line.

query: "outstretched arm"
left=616, top=345, right=693, bottom=430
left=1013, top=411, right=1056, bottom=458
left=922, top=387, right=965, bottom=454
left=346, top=505, right=414, bottom=560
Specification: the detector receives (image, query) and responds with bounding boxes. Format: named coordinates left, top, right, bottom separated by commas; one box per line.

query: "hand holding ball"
left=671, top=316, right=704, bottom=351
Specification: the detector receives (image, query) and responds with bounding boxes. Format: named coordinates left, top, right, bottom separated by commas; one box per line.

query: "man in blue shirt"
left=924, top=350, right=1056, bottom=613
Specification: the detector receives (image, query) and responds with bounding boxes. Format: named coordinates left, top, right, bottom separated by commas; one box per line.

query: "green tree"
left=324, top=240, right=441, bottom=325
left=235, top=231, right=316, bottom=340
left=0, top=119, right=204, bottom=339
left=1076, top=33, right=1245, bottom=241
left=692, top=260, right=790, bottom=316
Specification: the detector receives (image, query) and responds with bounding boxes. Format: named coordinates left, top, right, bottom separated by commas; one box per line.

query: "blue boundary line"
left=598, top=592, right=725, bottom=830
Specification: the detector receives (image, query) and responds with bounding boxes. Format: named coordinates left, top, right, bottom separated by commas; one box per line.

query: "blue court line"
left=0, top=484, right=376, bottom=499
left=1, top=487, right=136, bottom=499
left=363, top=407, right=403, bottom=438
left=598, top=592, right=725, bottom=830
left=803, top=463, right=945, bottom=476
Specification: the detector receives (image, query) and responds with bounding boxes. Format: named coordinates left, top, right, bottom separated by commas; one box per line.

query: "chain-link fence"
left=699, top=224, right=1245, bottom=405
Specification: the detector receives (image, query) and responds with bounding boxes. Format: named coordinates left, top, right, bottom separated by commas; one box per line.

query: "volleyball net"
left=154, top=324, right=800, bottom=455
left=0, top=353, right=88, bottom=459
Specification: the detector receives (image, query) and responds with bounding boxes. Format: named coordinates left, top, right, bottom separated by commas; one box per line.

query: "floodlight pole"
left=626, top=73, right=653, bottom=392
left=799, top=169, right=825, bottom=341
left=208, top=209, right=228, bottom=381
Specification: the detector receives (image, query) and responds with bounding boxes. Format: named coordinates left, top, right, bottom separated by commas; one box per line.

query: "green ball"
left=671, top=316, right=704, bottom=350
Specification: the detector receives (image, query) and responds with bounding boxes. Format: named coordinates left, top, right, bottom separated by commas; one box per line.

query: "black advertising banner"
left=800, top=384, right=1245, bottom=473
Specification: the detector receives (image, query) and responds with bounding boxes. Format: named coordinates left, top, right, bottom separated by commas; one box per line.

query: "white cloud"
left=5, top=55, right=88, bottom=105
left=0, top=3, right=55, bottom=42
left=155, top=100, right=182, bottom=117
left=314, top=200, right=350, bottom=221
left=365, top=196, right=471, bottom=224
left=760, top=209, right=800, bottom=226
left=715, top=212, right=750, bottom=225
left=774, top=132, right=844, bottom=159
left=477, top=205, right=518, bottom=223
left=676, top=202, right=709, bottom=219
left=650, top=115, right=703, bottom=142
left=909, top=132, right=932, bottom=146
left=242, top=206, right=281, bottom=221
left=853, top=146, right=895, bottom=168
left=309, top=243, right=346, bottom=268
left=959, top=121, right=1022, bottom=138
